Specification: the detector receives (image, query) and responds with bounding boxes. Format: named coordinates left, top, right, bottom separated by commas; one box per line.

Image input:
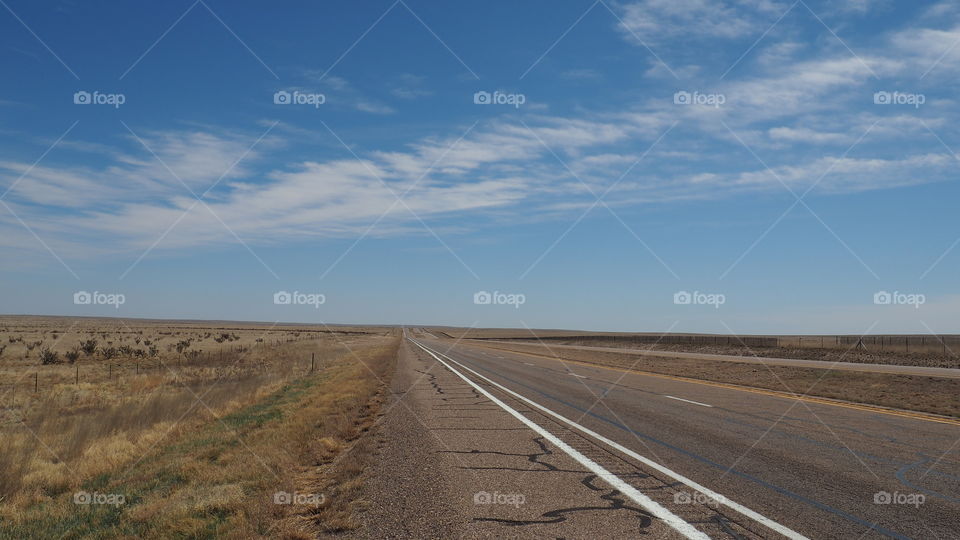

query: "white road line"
left=570, top=373, right=588, bottom=378
left=524, top=362, right=535, bottom=366
left=410, top=339, right=710, bottom=540
left=665, top=395, right=712, bottom=408
left=413, top=339, right=808, bottom=540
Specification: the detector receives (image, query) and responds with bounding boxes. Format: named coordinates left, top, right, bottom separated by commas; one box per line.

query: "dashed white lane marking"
left=410, top=339, right=710, bottom=540
left=665, top=395, right=712, bottom=408
left=523, top=362, right=535, bottom=366
left=569, top=373, right=588, bottom=378
left=413, top=339, right=809, bottom=540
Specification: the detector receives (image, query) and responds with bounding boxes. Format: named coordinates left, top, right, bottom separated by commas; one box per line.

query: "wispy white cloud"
left=0, top=128, right=276, bottom=210
left=618, top=0, right=788, bottom=42
left=767, top=126, right=853, bottom=145
left=889, top=24, right=960, bottom=79
left=301, top=73, right=397, bottom=114
left=390, top=73, right=434, bottom=99
left=5, top=6, right=960, bottom=264
left=3, top=107, right=949, bottom=260
left=0, top=116, right=642, bottom=255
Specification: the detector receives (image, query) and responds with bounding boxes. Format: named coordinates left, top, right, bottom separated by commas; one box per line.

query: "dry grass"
left=0, top=317, right=398, bottom=539
left=273, top=346, right=393, bottom=537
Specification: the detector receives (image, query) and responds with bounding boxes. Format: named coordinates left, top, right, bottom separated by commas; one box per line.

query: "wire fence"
left=0, top=336, right=330, bottom=407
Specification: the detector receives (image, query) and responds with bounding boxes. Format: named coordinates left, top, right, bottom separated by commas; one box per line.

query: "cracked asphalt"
left=356, top=333, right=959, bottom=539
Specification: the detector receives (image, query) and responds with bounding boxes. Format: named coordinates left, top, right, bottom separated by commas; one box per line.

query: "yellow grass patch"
left=0, top=319, right=397, bottom=538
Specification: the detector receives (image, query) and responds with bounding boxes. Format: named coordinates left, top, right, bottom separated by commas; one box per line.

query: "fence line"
left=1, top=334, right=327, bottom=401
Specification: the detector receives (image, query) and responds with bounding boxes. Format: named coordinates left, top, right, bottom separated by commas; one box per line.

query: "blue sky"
left=1, top=0, right=958, bottom=334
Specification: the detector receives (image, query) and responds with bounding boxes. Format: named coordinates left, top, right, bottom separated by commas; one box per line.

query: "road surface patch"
left=415, top=339, right=809, bottom=540
left=475, top=344, right=960, bottom=427
left=411, top=339, right=711, bottom=540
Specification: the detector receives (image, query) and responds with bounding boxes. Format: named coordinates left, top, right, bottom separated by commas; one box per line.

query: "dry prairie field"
left=0, top=316, right=398, bottom=538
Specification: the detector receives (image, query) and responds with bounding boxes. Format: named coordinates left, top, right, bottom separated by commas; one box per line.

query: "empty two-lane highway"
left=412, top=335, right=959, bottom=539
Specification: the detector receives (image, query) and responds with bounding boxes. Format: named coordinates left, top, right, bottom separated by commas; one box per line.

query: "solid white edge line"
left=665, top=395, right=713, bottom=408
left=409, top=339, right=710, bottom=540
left=414, top=338, right=809, bottom=540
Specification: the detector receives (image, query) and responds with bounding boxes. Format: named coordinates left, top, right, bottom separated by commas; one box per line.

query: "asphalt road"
left=473, top=340, right=960, bottom=379
left=389, top=332, right=959, bottom=539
